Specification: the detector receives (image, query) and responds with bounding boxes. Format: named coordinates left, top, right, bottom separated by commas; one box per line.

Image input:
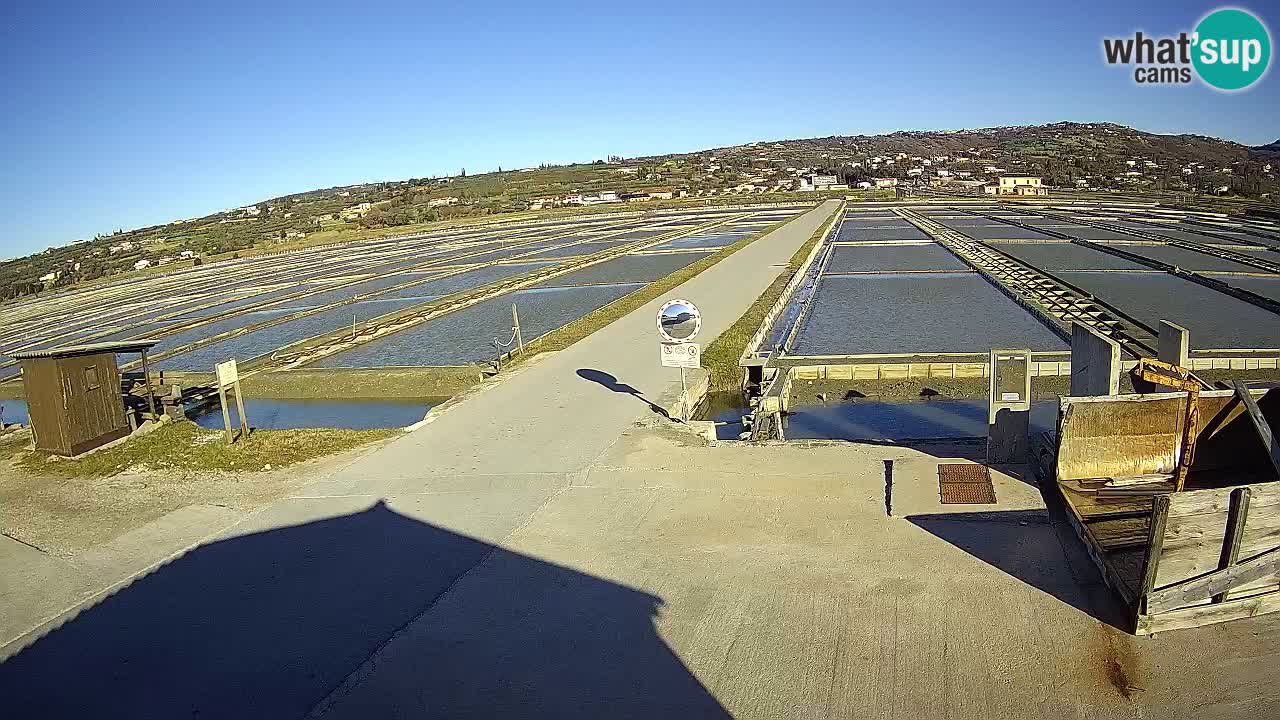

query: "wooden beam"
left=1147, top=544, right=1280, bottom=614
left=1231, top=382, right=1280, bottom=478
left=139, top=349, right=157, bottom=419
left=1214, top=487, right=1252, bottom=604
left=1137, top=588, right=1280, bottom=635
left=1137, top=494, right=1171, bottom=614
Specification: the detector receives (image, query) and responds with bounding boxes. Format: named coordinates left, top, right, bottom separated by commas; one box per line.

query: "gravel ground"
left=0, top=434, right=392, bottom=557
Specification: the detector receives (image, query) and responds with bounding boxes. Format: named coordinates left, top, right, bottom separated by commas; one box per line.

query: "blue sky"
left=1, top=0, right=1275, bottom=256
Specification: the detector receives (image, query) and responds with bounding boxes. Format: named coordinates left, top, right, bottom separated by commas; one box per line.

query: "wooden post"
left=233, top=378, right=250, bottom=441
left=140, top=349, right=157, bottom=419
left=1138, top=494, right=1171, bottom=616
left=218, top=383, right=234, bottom=444
left=512, top=304, right=524, bottom=355
left=1214, top=487, right=1252, bottom=604
left=1232, top=382, right=1280, bottom=478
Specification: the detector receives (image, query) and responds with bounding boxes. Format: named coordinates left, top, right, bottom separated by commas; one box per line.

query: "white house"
left=797, top=174, right=838, bottom=191
left=133, top=259, right=152, bottom=271
left=990, top=176, right=1047, bottom=196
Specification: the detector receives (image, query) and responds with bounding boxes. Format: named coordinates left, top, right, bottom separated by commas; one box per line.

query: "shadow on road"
left=0, top=501, right=729, bottom=719
left=906, top=509, right=1131, bottom=632
left=576, top=368, right=670, bottom=418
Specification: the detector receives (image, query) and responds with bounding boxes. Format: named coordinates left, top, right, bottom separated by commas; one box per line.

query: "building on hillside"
left=580, top=191, right=619, bottom=205
left=620, top=189, right=674, bottom=203
left=987, top=176, right=1047, bottom=196
left=797, top=174, right=838, bottom=191
left=427, top=197, right=459, bottom=208
left=339, top=202, right=374, bottom=220
left=871, top=177, right=899, bottom=188
left=133, top=259, right=152, bottom=270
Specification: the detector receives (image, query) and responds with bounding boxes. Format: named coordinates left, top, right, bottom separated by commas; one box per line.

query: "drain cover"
left=938, top=464, right=997, bottom=504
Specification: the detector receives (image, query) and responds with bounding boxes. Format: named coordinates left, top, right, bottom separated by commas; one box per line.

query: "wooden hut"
left=11, top=341, right=158, bottom=457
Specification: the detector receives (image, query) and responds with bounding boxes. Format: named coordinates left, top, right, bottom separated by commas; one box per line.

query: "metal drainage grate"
left=938, top=464, right=997, bottom=504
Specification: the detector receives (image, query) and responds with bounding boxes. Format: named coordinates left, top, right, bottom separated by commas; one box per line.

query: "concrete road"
left=306, top=200, right=840, bottom=487
left=6, top=195, right=1278, bottom=719
left=0, top=201, right=834, bottom=717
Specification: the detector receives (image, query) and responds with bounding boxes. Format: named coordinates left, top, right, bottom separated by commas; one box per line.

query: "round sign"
left=657, top=298, right=701, bottom=343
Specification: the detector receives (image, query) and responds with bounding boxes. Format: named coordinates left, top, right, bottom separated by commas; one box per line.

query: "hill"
left=3, top=121, right=1276, bottom=302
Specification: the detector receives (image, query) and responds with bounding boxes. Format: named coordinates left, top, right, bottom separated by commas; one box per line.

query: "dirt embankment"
left=788, top=375, right=1074, bottom=406
left=787, top=368, right=1280, bottom=407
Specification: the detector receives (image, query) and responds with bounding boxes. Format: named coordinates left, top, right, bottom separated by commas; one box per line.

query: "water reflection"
left=702, top=395, right=1057, bottom=442
left=191, top=397, right=437, bottom=430
left=0, top=398, right=29, bottom=426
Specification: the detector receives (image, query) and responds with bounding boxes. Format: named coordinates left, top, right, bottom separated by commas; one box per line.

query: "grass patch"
left=700, top=208, right=840, bottom=391
left=15, top=421, right=398, bottom=479
left=240, top=367, right=472, bottom=399
left=524, top=215, right=799, bottom=356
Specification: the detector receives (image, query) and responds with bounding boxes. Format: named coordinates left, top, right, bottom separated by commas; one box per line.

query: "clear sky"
left=1, top=0, right=1275, bottom=257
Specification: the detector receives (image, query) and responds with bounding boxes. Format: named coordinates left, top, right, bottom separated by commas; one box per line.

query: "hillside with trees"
left=3, top=121, right=1276, bottom=302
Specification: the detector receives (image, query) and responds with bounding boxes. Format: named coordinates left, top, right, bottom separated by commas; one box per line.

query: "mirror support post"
left=679, top=366, right=688, bottom=422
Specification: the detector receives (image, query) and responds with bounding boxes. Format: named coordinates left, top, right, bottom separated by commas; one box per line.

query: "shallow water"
left=191, top=397, right=437, bottom=430
left=701, top=395, right=1056, bottom=442
left=0, top=398, right=29, bottom=426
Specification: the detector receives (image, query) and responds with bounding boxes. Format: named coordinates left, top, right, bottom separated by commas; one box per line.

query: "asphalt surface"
left=0, top=200, right=841, bottom=719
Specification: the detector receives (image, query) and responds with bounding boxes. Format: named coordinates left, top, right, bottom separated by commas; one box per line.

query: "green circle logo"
left=1193, top=8, right=1271, bottom=90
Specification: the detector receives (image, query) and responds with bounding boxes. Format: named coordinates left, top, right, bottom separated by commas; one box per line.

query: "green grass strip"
left=524, top=216, right=798, bottom=356
left=701, top=209, right=839, bottom=391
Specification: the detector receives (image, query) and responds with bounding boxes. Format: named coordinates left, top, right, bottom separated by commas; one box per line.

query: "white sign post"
left=214, top=359, right=251, bottom=445
left=657, top=299, right=702, bottom=422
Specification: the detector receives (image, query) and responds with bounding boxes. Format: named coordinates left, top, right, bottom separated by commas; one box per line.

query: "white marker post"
left=215, top=359, right=251, bottom=444
left=657, top=299, right=702, bottom=422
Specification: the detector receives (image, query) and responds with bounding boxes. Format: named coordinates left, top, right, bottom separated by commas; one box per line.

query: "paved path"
left=309, top=200, right=839, bottom=488
left=0, top=201, right=842, bottom=719
left=9, top=195, right=1279, bottom=719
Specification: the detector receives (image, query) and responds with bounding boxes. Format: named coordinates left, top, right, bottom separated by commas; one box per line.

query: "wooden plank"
left=1215, top=487, right=1252, bottom=604
left=1137, top=585, right=1280, bottom=635
left=1155, top=483, right=1280, bottom=590
left=1165, top=482, right=1280, bottom=516
left=1231, top=382, right=1280, bottom=478
left=1087, top=516, right=1151, bottom=550
left=1055, top=391, right=1242, bottom=482
left=1147, top=544, right=1280, bottom=614
left=1138, top=494, right=1171, bottom=613
left=218, top=385, right=233, bottom=445
left=1053, top=481, right=1138, bottom=608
